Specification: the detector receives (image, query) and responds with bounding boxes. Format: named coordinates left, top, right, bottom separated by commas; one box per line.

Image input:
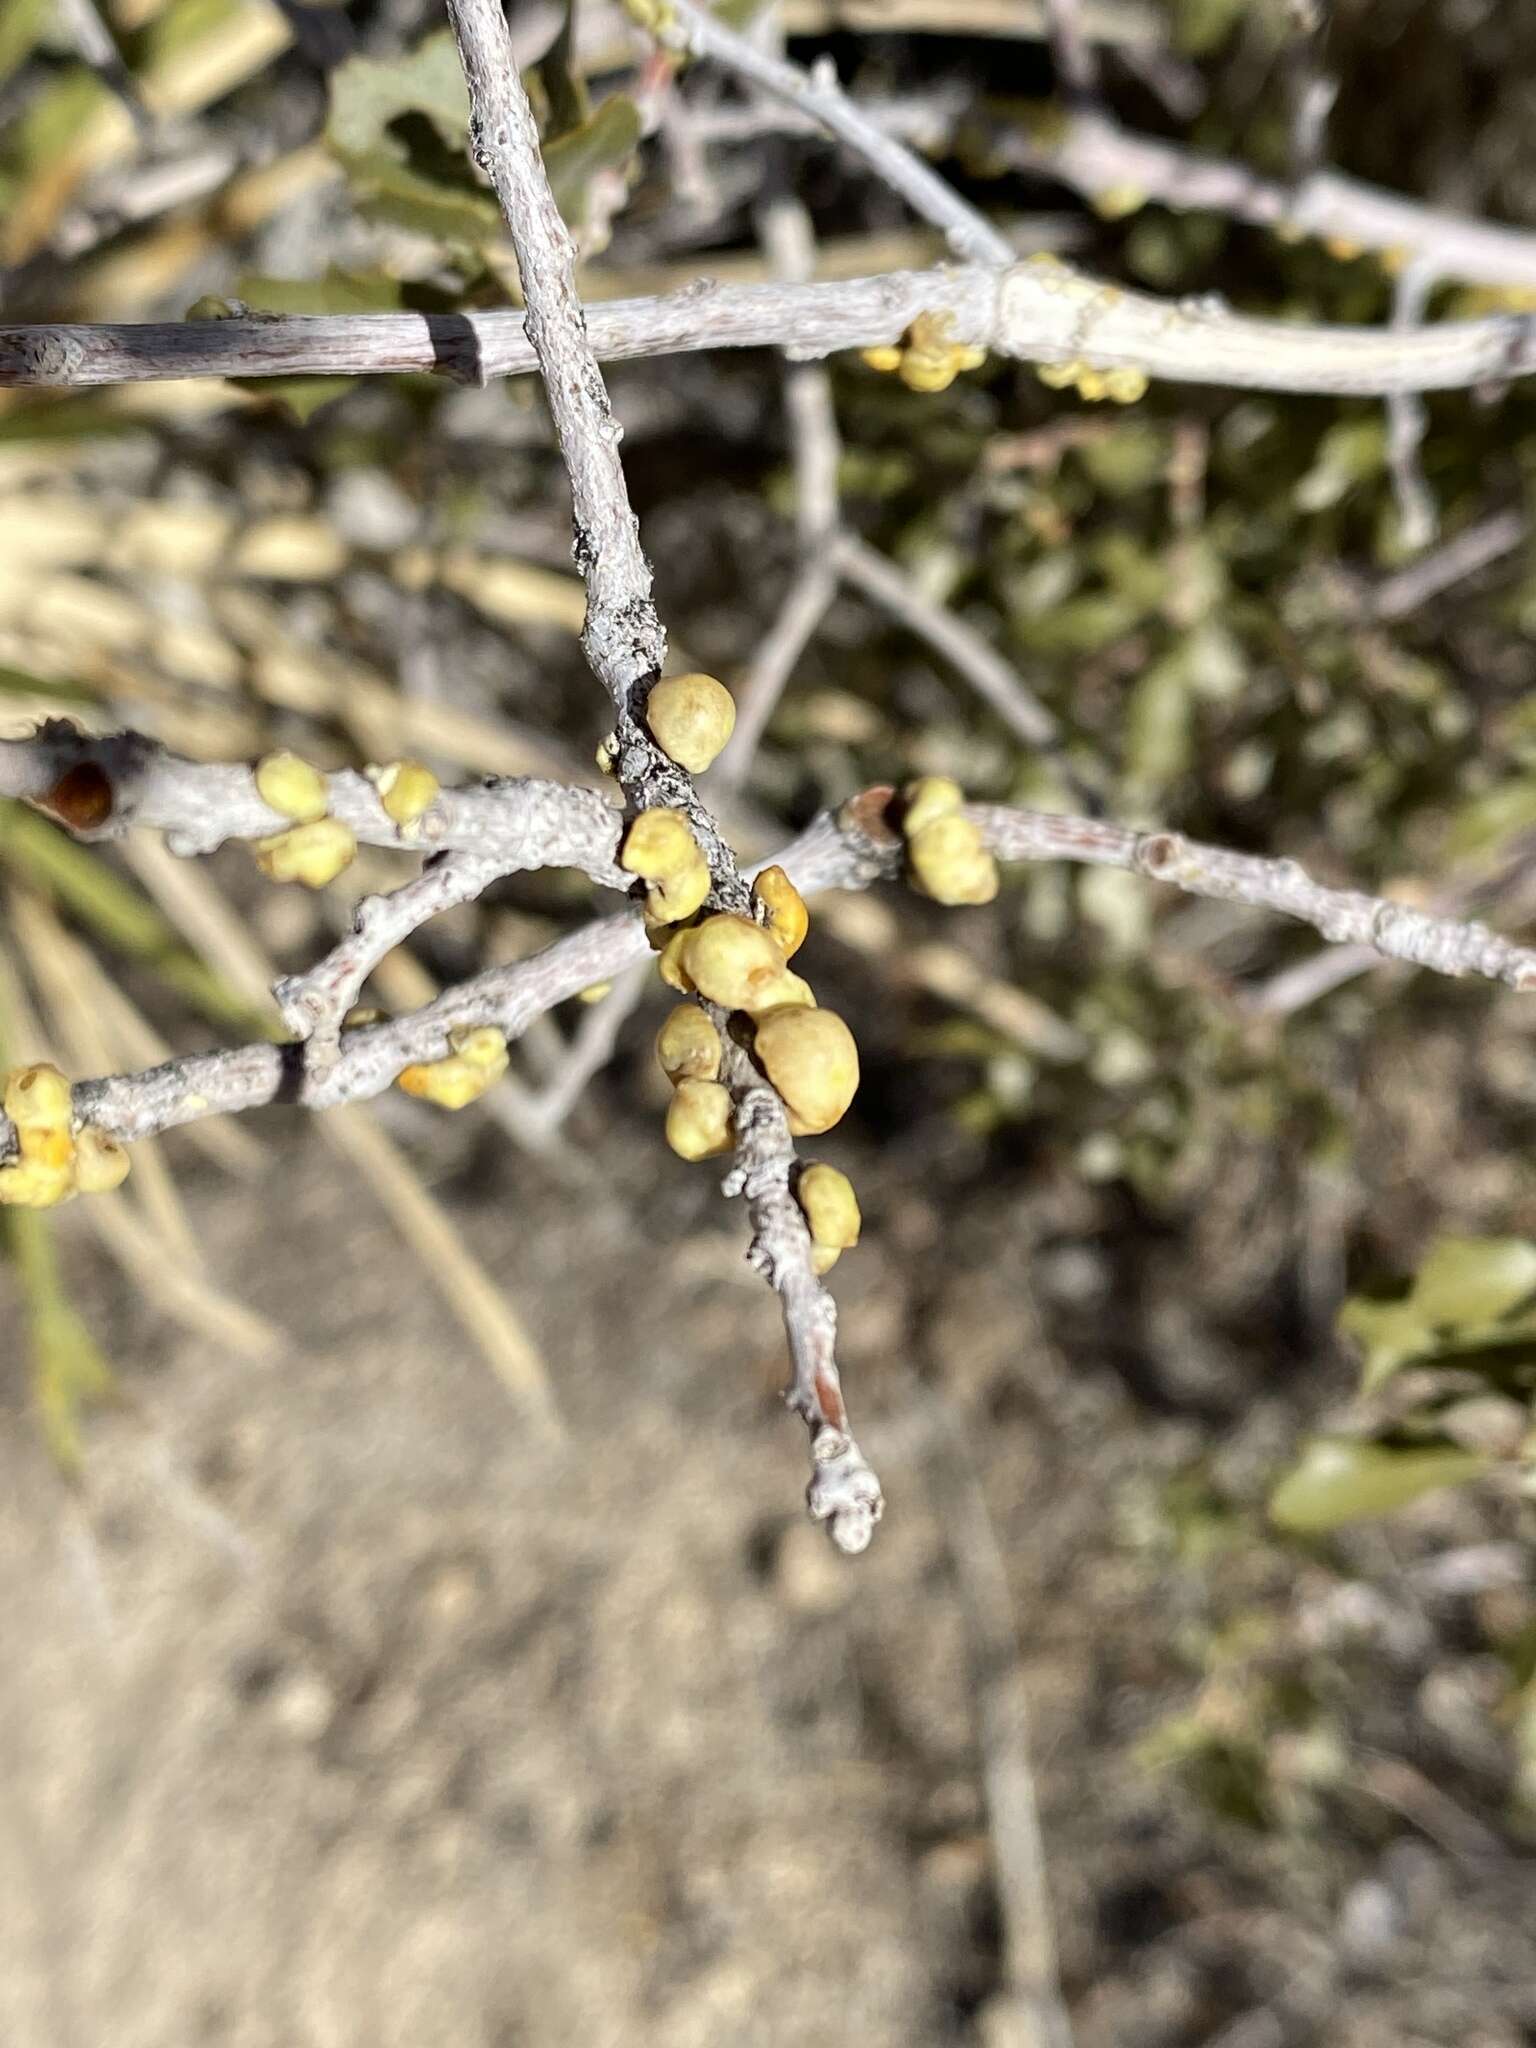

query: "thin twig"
left=0, top=729, right=627, bottom=880
left=11, top=264, right=1536, bottom=395
left=12, top=783, right=1536, bottom=1147
left=835, top=532, right=1064, bottom=757
left=518, top=959, right=650, bottom=1139
left=918, top=1386, right=1073, bottom=2047
left=1385, top=256, right=1441, bottom=553
left=1041, top=0, right=1101, bottom=106
left=1370, top=506, right=1524, bottom=621
left=714, top=191, right=844, bottom=793
left=1007, top=108, right=1536, bottom=290
left=635, top=0, right=1013, bottom=267
left=443, top=0, right=877, bottom=1542
left=273, top=852, right=506, bottom=1059
left=714, top=556, right=839, bottom=791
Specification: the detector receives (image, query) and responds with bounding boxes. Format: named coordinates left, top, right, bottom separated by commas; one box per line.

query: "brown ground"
left=4, top=1017, right=1536, bottom=2048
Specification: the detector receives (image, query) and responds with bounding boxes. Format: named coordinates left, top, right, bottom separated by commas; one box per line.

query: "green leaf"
left=1295, top=417, right=1387, bottom=514
left=235, top=270, right=406, bottom=316
left=1444, top=776, right=1536, bottom=862
left=1410, top=1236, right=1536, bottom=1326
left=1123, top=640, right=1196, bottom=794
left=0, top=0, right=49, bottom=89
left=1268, top=1436, right=1490, bottom=1532
left=536, top=0, right=587, bottom=140
left=0, top=803, right=268, bottom=1035
left=327, top=29, right=472, bottom=161
left=0, top=664, right=99, bottom=707
left=543, top=94, right=642, bottom=237
left=1340, top=1234, right=1536, bottom=1393
left=327, top=31, right=500, bottom=247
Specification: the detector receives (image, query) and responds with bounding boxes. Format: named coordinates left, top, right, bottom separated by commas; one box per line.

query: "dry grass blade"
left=8, top=885, right=202, bottom=1270
left=123, top=838, right=559, bottom=1425
left=78, top=1178, right=279, bottom=1360
left=320, top=1102, right=560, bottom=1428
left=917, top=1386, right=1074, bottom=2048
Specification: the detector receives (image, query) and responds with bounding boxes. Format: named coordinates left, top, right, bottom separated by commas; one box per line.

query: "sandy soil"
left=3, top=1068, right=1536, bottom=2048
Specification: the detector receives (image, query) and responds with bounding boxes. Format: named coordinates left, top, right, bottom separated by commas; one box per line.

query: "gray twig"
left=441, top=0, right=876, bottom=1541
left=11, top=266, right=1536, bottom=397
left=836, top=533, right=1063, bottom=756
left=715, top=191, right=844, bottom=794
left=639, top=0, right=1013, bottom=267
left=1007, top=107, right=1536, bottom=290
left=11, top=778, right=1536, bottom=1145
left=1385, top=256, right=1442, bottom=553
left=0, top=728, right=627, bottom=878
left=274, top=853, right=505, bottom=1060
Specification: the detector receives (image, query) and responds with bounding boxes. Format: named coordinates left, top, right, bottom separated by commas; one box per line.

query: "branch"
left=11, top=263, right=1536, bottom=396
left=635, top=0, right=1013, bottom=267
left=721, top=1047, right=883, bottom=1555
left=971, top=805, right=1536, bottom=988
left=448, top=0, right=663, bottom=717
left=443, top=0, right=882, bottom=1538
left=0, top=726, right=627, bottom=880
left=835, top=532, right=1064, bottom=756
left=18, top=782, right=1536, bottom=1155
left=1009, top=108, right=1536, bottom=290
left=273, top=852, right=506, bottom=1057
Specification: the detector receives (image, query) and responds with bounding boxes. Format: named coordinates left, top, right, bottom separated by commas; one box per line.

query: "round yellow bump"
left=752, top=1006, right=859, bottom=1137
left=253, top=818, right=357, bottom=889
left=74, top=1126, right=130, bottom=1194
left=1092, top=183, right=1147, bottom=220
left=656, top=1004, right=722, bottom=1086
left=902, top=776, right=964, bottom=839
left=752, top=865, right=809, bottom=959
left=621, top=808, right=697, bottom=881
left=643, top=854, right=711, bottom=928
left=810, top=1244, right=842, bottom=1276
left=860, top=344, right=903, bottom=373
left=255, top=750, right=328, bottom=824
left=645, top=673, right=736, bottom=775
left=23, top=1126, right=75, bottom=1175
left=749, top=968, right=816, bottom=1013
left=899, top=358, right=958, bottom=393
left=4, top=1062, right=72, bottom=1131
left=797, top=1162, right=861, bottom=1253
left=908, top=814, right=999, bottom=906
left=1103, top=367, right=1149, bottom=404
left=375, top=758, right=440, bottom=827
left=657, top=927, right=697, bottom=993
left=665, top=1078, right=734, bottom=1161
left=682, top=913, right=788, bottom=1011
left=578, top=981, right=613, bottom=1005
